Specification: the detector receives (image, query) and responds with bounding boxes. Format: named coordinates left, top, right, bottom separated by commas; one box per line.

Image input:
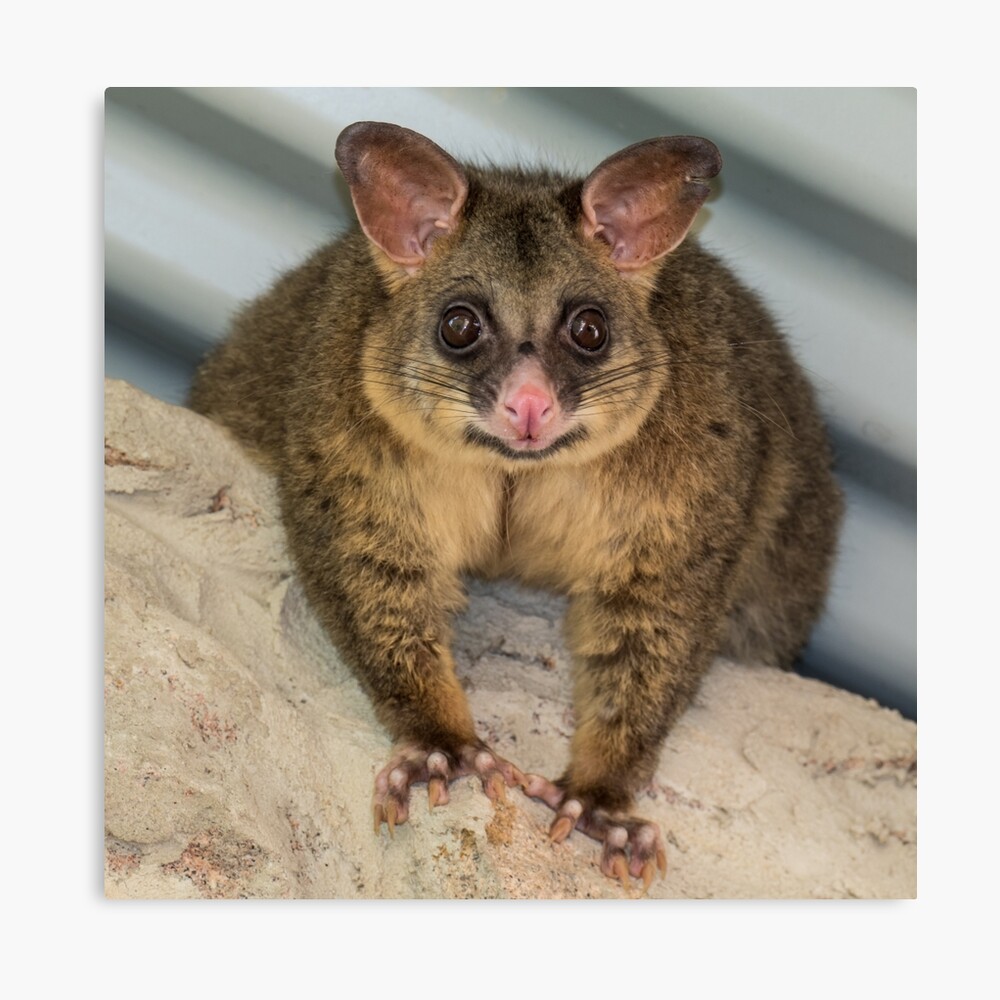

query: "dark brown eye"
left=569, top=308, right=608, bottom=352
left=439, top=305, right=482, bottom=350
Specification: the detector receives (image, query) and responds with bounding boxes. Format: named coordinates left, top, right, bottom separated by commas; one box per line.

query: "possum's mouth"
left=463, top=424, right=588, bottom=461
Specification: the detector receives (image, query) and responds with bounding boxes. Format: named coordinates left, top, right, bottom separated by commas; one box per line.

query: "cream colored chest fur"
left=406, top=444, right=679, bottom=595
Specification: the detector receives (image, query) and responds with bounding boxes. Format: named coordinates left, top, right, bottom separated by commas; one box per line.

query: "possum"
left=189, top=121, right=844, bottom=889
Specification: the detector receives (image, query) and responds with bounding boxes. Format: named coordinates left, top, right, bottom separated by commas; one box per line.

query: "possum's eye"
left=439, top=305, right=482, bottom=351
left=568, top=308, right=609, bottom=352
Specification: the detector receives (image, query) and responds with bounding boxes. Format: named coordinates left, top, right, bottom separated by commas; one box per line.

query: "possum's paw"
left=580, top=799, right=667, bottom=892
left=521, top=779, right=667, bottom=892
left=555, top=801, right=667, bottom=892
left=372, top=743, right=526, bottom=834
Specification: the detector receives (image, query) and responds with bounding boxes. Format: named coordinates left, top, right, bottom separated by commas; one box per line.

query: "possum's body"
left=190, top=123, right=843, bottom=887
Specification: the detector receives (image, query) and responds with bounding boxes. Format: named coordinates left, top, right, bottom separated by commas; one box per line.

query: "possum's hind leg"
left=722, top=493, right=843, bottom=668
left=373, top=743, right=526, bottom=834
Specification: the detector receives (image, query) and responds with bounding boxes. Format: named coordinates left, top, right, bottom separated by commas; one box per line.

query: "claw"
left=641, top=860, right=656, bottom=893
left=611, top=855, right=630, bottom=891
left=488, top=772, right=507, bottom=802
left=428, top=776, right=446, bottom=811
left=549, top=814, right=575, bottom=844
left=657, top=845, right=668, bottom=876
left=373, top=803, right=384, bottom=835
left=384, top=800, right=397, bottom=838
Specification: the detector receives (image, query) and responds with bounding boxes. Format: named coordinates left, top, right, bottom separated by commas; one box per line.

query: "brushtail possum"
left=189, top=121, right=843, bottom=889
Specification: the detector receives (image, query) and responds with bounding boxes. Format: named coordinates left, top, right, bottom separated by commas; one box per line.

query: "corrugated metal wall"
left=104, top=87, right=916, bottom=717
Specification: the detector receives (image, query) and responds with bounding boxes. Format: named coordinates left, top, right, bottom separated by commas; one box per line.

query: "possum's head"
left=335, top=121, right=721, bottom=469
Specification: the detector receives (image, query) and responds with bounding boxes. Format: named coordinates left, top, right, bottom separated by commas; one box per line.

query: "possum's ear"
left=581, top=136, right=722, bottom=272
left=335, top=122, right=468, bottom=272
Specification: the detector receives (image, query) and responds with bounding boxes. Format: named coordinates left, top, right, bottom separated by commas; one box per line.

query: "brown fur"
left=190, top=128, right=843, bottom=829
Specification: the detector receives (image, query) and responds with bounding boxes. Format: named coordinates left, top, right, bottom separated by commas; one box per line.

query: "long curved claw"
left=384, top=800, right=398, bottom=838
left=641, top=860, right=657, bottom=893
left=549, top=814, right=575, bottom=843
left=487, top=772, right=507, bottom=803
left=428, top=776, right=447, bottom=811
left=373, top=803, right=384, bottom=835
left=611, top=855, right=631, bottom=892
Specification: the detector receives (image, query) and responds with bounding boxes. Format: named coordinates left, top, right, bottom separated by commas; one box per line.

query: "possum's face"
left=335, top=123, right=721, bottom=468
left=361, top=172, right=669, bottom=467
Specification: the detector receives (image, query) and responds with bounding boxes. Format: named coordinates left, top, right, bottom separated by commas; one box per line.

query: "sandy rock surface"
left=104, top=378, right=916, bottom=899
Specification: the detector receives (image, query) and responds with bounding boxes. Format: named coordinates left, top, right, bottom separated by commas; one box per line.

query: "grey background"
left=104, top=87, right=916, bottom=718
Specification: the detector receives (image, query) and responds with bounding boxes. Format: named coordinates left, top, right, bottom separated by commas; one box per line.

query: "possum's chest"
left=479, top=467, right=667, bottom=594
left=409, top=455, right=678, bottom=594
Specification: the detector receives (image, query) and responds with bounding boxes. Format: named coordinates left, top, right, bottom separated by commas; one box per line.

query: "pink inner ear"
left=581, top=136, right=722, bottom=271
left=336, top=122, right=469, bottom=268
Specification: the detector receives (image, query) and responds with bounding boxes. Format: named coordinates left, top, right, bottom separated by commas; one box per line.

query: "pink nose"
left=503, top=384, right=555, bottom=439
